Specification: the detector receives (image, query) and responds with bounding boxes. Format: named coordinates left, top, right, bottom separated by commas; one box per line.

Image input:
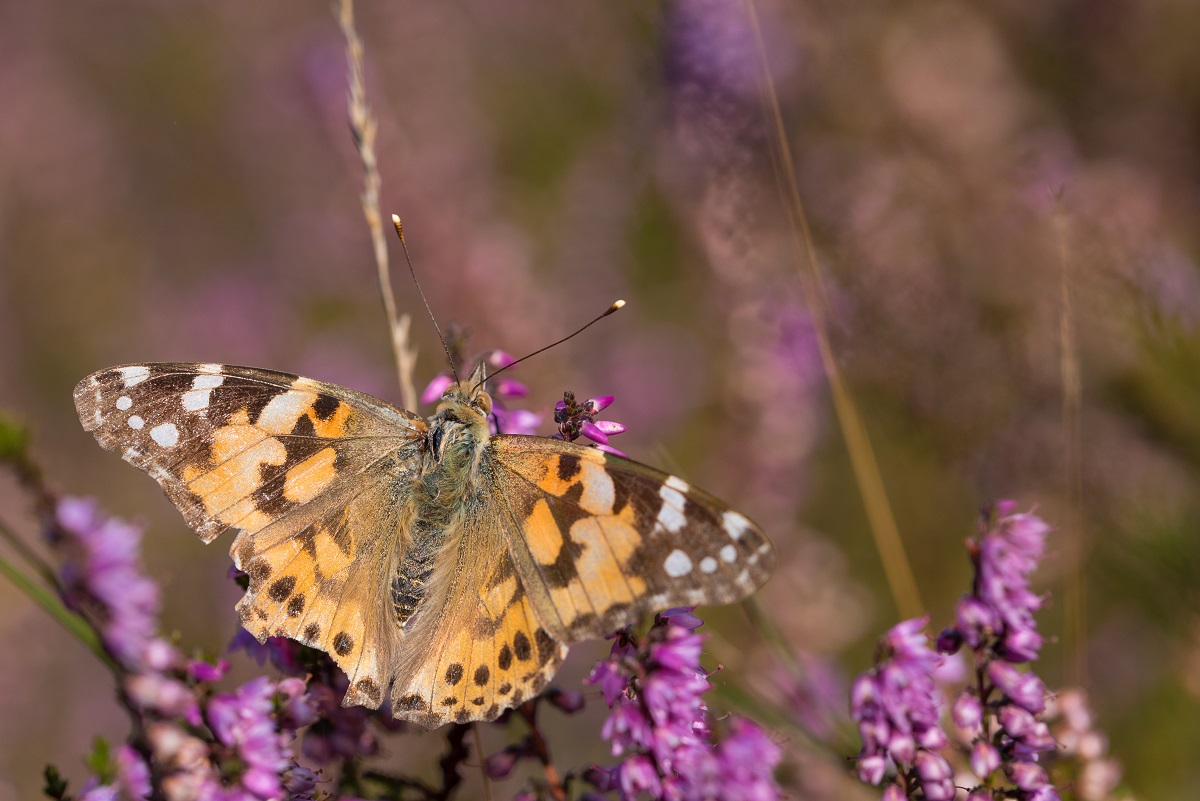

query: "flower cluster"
left=53, top=498, right=320, bottom=801
left=56, top=497, right=163, bottom=670
left=852, top=503, right=1063, bottom=801
left=938, top=503, right=1057, bottom=801
left=851, top=618, right=953, bottom=800
left=554, top=391, right=627, bottom=456
left=586, top=608, right=781, bottom=801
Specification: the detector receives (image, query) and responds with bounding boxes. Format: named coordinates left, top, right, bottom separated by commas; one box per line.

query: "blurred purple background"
left=3, top=1, right=1200, bottom=798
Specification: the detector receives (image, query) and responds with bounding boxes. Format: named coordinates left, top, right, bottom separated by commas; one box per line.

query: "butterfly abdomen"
left=392, top=520, right=438, bottom=628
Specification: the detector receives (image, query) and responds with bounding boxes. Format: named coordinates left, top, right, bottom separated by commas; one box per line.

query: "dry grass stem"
left=337, top=0, right=418, bottom=410
left=744, top=0, right=923, bottom=619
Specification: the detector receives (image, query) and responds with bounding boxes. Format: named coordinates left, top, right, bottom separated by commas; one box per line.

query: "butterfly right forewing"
left=490, top=436, right=774, bottom=643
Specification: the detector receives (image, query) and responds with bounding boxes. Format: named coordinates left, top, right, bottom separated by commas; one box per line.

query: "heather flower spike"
left=587, top=608, right=781, bottom=800
left=555, top=390, right=628, bottom=456
left=851, top=618, right=952, bottom=800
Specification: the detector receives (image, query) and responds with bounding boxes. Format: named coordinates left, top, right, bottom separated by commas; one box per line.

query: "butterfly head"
left=428, top=364, right=494, bottom=461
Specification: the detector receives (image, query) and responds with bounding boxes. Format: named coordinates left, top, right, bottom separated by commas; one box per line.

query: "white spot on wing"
left=722, top=510, right=751, bottom=542
left=720, top=544, right=737, bottom=563
left=193, top=374, right=225, bottom=390
left=665, top=475, right=690, bottom=493
left=128, top=415, right=145, bottom=430
left=257, top=390, right=313, bottom=434
left=197, top=363, right=222, bottom=374
left=181, top=390, right=211, bottom=411
left=579, top=460, right=615, bottom=515
left=664, top=549, right=693, bottom=577
left=150, top=422, right=179, bottom=447
left=115, top=396, right=132, bottom=411
left=657, top=484, right=688, bottom=533
left=700, top=556, right=718, bottom=574
left=118, top=366, right=150, bottom=387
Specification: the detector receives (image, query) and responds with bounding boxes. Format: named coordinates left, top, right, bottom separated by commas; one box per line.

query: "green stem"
left=0, top=550, right=111, bottom=667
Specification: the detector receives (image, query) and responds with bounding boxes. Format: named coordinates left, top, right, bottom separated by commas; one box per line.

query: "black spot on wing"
left=445, top=663, right=464, bottom=686
left=290, top=414, right=317, bottom=438
left=287, top=594, right=305, bottom=617
left=268, top=576, right=296, bottom=602
left=498, top=644, right=513, bottom=671
left=313, top=393, right=341, bottom=421
left=513, top=631, right=532, bottom=661
left=535, top=629, right=557, bottom=666
left=473, top=665, right=490, bottom=686
left=333, top=631, right=354, bottom=656
left=303, top=623, right=320, bottom=642
left=556, top=453, right=582, bottom=482
left=396, top=693, right=426, bottom=711
left=355, top=678, right=382, bottom=706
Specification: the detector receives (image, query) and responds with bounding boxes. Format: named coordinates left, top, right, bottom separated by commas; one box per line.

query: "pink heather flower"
left=588, top=609, right=781, bottom=800
left=929, top=503, right=1060, bottom=800
left=971, top=741, right=1001, bottom=778
left=851, top=618, right=949, bottom=788
left=941, top=504, right=1049, bottom=664
left=55, top=497, right=161, bottom=669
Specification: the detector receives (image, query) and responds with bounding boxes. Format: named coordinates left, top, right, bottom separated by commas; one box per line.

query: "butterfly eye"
left=475, top=392, right=493, bottom=415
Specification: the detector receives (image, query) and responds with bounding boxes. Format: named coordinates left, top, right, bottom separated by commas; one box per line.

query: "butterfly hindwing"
left=491, top=436, right=775, bottom=642
left=388, top=516, right=567, bottom=728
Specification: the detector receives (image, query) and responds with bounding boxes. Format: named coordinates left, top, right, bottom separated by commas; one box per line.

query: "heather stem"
left=517, top=702, right=566, bottom=801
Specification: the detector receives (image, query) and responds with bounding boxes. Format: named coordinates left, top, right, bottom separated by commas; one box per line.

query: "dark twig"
left=518, top=702, right=566, bottom=801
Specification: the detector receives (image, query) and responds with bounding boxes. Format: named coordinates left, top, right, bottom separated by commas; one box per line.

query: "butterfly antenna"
left=391, top=214, right=460, bottom=384
left=474, top=299, right=626, bottom=393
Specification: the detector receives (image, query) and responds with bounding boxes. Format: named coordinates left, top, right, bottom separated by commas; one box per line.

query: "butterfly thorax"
left=392, top=383, right=494, bottom=629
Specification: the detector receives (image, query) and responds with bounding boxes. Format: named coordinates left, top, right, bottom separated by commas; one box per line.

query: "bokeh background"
left=3, top=1, right=1200, bottom=798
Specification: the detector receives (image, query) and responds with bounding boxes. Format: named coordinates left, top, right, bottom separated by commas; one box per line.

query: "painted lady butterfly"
left=74, top=361, right=774, bottom=728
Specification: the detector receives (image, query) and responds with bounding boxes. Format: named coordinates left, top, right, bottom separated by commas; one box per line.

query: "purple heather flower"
left=187, top=657, right=230, bottom=683
left=492, top=406, right=543, bottom=436
left=55, top=497, right=161, bottom=669
left=952, top=691, right=983, bottom=733
left=971, top=741, right=1002, bottom=778
left=205, top=676, right=316, bottom=800
left=989, top=661, right=1047, bottom=715
left=589, top=609, right=780, bottom=800
left=851, top=618, right=949, bottom=789
left=301, top=678, right=379, bottom=763
left=115, top=745, right=152, bottom=801
left=928, top=503, right=1060, bottom=800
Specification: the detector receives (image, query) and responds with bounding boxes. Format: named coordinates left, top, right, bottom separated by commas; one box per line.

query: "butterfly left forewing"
left=74, top=363, right=424, bottom=542
left=490, top=436, right=774, bottom=642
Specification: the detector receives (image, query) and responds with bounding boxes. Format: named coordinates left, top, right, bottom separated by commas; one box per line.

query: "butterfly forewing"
left=491, top=436, right=775, bottom=642
left=74, top=363, right=424, bottom=542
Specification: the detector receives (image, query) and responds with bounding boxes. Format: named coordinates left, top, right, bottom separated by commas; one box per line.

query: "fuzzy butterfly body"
left=74, top=362, right=774, bottom=728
